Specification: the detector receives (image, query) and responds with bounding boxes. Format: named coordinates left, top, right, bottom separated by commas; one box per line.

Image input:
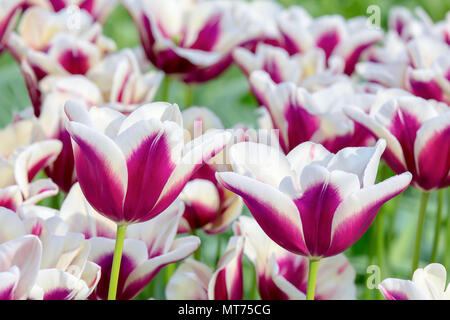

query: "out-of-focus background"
left=0, top=0, right=448, bottom=300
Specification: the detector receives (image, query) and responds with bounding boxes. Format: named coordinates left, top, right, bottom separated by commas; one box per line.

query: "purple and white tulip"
left=87, top=49, right=164, bottom=113
left=250, top=70, right=374, bottom=153
left=216, top=140, right=412, bottom=259
left=345, top=94, right=450, bottom=191
left=166, top=236, right=244, bottom=300
left=0, top=0, right=24, bottom=47
left=379, top=263, right=450, bottom=300
left=178, top=107, right=243, bottom=234
left=65, top=100, right=232, bottom=224
left=235, top=216, right=356, bottom=300
left=122, top=0, right=255, bottom=83
left=0, top=140, right=61, bottom=211
left=59, top=183, right=199, bottom=300
left=0, top=235, right=41, bottom=300
left=0, top=206, right=101, bottom=300
left=28, top=0, right=118, bottom=23
left=278, top=7, right=382, bottom=75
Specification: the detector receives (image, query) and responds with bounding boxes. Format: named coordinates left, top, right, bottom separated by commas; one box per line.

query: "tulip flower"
left=165, top=236, right=244, bottom=300
left=0, top=235, right=41, bottom=300
left=122, top=0, right=254, bottom=83
left=178, top=107, right=243, bottom=235
left=0, top=0, right=24, bottom=47
left=216, top=140, right=411, bottom=299
left=87, top=49, right=164, bottom=113
left=6, top=7, right=115, bottom=115
left=379, top=263, right=450, bottom=300
left=59, top=183, right=200, bottom=300
left=278, top=6, right=382, bottom=75
left=235, top=216, right=356, bottom=300
left=233, top=43, right=344, bottom=86
left=0, top=140, right=61, bottom=211
left=65, top=100, right=230, bottom=299
left=345, top=94, right=450, bottom=272
left=28, top=0, right=118, bottom=23
left=0, top=207, right=101, bottom=299
left=250, top=70, right=374, bottom=153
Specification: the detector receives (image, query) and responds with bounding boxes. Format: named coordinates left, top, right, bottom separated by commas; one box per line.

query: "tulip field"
left=0, top=0, right=449, bottom=302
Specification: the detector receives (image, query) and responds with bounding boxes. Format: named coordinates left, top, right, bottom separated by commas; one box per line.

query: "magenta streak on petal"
left=277, top=256, right=308, bottom=293
left=148, top=141, right=227, bottom=221
left=181, top=54, right=234, bottom=84
left=213, top=268, right=229, bottom=300
left=31, top=64, right=48, bottom=82
left=0, top=284, right=14, bottom=300
left=282, top=33, right=302, bottom=55
left=258, top=273, right=289, bottom=300
left=45, top=128, right=76, bottom=193
left=58, top=49, right=90, bottom=75
left=122, top=132, right=175, bottom=223
left=379, top=287, right=408, bottom=300
left=344, top=41, right=377, bottom=75
left=72, top=139, right=125, bottom=223
left=21, top=65, right=42, bottom=117
left=116, top=70, right=133, bottom=104
left=49, top=0, right=67, bottom=11
left=79, top=0, right=94, bottom=15
left=121, top=252, right=195, bottom=300
left=326, top=186, right=407, bottom=257
left=415, top=126, right=450, bottom=190
left=284, top=102, right=320, bottom=153
left=294, top=183, right=342, bottom=257
left=228, top=252, right=244, bottom=300
left=0, top=4, right=21, bottom=45
left=186, top=14, right=221, bottom=51
left=388, top=107, right=421, bottom=178
left=316, top=30, right=340, bottom=61
left=0, top=196, right=19, bottom=211
left=263, top=58, right=284, bottom=84
left=409, top=78, right=444, bottom=103
left=183, top=201, right=219, bottom=230
left=219, top=180, right=307, bottom=256
left=44, top=288, right=74, bottom=300
left=445, top=68, right=450, bottom=82
left=395, top=20, right=404, bottom=37
left=31, top=221, right=43, bottom=237
left=89, top=253, right=136, bottom=300
left=27, top=154, right=54, bottom=182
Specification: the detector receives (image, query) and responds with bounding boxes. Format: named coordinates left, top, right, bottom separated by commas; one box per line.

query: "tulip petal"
left=66, top=121, right=127, bottom=223
left=217, top=172, right=307, bottom=255
left=121, top=236, right=200, bottom=300
left=414, top=112, right=450, bottom=190
left=327, top=172, right=412, bottom=256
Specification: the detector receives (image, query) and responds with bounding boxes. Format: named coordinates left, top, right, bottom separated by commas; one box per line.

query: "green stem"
left=375, top=210, right=385, bottom=300
left=107, top=224, right=127, bottom=300
left=387, top=194, right=401, bottom=247
left=191, top=229, right=201, bottom=260
left=215, top=234, right=222, bottom=266
left=185, top=84, right=193, bottom=109
left=431, top=190, right=444, bottom=262
left=165, top=263, right=176, bottom=284
left=445, top=189, right=450, bottom=268
left=306, top=259, right=320, bottom=300
left=411, top=192, right=430, bottom=276
left=162, top=76, right=171, bottom=102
